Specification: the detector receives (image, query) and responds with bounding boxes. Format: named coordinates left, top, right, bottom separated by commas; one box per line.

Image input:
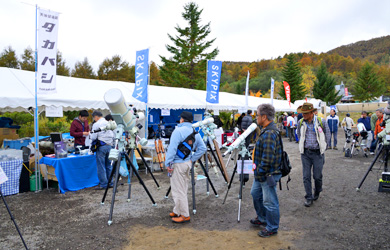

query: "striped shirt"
left=297, top=117, right=331, bottom=150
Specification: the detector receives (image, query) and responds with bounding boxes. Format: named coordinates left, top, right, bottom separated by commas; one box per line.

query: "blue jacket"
left=165, top=122, right=207, bottom=166
left=357, top=117, right=371, bottom=131
left=326, top=115, right=339, bottom=133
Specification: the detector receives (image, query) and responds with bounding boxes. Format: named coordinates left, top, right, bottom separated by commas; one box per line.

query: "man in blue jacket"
left=165, top=111, right=207, bottom=223
left=326, top=109, right=339, bottom=150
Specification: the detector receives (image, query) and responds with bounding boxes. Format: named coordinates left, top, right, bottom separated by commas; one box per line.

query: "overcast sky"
left=1, top=0, right=389, bottom=72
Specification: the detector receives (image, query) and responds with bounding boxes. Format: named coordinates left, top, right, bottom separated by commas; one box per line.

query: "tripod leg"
left=191, top=162, right=196, bottom=214
left=357, top=146, right=383, bottom=191
left=198, top=159, right=219, bottom=197
left=165, top=186, right=171, bottom=199
left=209, top=143, right=228, bottom=183
left=101, top=161, right=116, bottom=205
left=124, top=152, right=157, bottom=206
left=204, top=154, right=210, bottom=195
left=127, top=149, right=135, bottom=202
left=0, top=189, right=29, bottom=250
left=238, top=156, right=245, bottom=222
left=136, top=147, right=160, bottom=189
left=223, top=156, right=238, bottom=204
left=108, top=158, right=121, bottom=225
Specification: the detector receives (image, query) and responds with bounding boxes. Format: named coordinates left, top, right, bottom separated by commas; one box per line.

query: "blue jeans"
left=301, top=149, right=324, bottom=200
left=96, top=144, right=113, bottom=188
left=251, top=174, right=282, bottom=233
left=370, top=131, right=377, bottom=153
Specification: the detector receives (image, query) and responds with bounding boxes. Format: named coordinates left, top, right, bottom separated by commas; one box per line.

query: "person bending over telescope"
left=165, top=111, right=206, bottom=223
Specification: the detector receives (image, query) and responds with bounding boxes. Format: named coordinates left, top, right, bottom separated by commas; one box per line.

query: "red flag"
left=305, top=97, right=308, bottom=102
left=344, top=87, right=348, bottom=96
left=283, top=81, right=291, bottom=107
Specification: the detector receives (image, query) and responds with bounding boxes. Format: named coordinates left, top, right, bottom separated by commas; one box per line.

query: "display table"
left=0, top=159, right=23, bottom=196
left=40, top=154, right=98, bottom=193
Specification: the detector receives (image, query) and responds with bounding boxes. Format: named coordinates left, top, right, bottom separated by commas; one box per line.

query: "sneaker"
left=370, top=152, right=375, bottom=155
left=172, top=215, right=190, bottom=223
left=304, top=199, right=313, bottom=207
left=94, top=186, right=104, bottom=190
left=169, top=212, right=179, bottom=218
left=258, top=228, right=277, bottom=238
left=250, top=217, right=267, bottom=227
left=333, top=147, right=338, bottom=150
left=313, top=192, right=320, bottom=201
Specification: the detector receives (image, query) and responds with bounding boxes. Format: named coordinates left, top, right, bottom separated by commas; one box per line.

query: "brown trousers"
left=170, top=160, right=192, bottom=217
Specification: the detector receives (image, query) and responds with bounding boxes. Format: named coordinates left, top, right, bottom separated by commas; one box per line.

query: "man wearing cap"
left=90, top=111, right=115, bottom=190
left=165, top=111, right=206, bottom=223
left=341, top=113, right=354, bottom=130
left=70, top=110, right=90, bottom=150
left=297, top=103, right=330, bottom=207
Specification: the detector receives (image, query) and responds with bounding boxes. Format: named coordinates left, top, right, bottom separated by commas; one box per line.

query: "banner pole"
left=34, top=5, right=41, bottom=191
left=205, top=60, right=208, bottom=112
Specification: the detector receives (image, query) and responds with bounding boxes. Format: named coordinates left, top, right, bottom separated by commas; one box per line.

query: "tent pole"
left=34, top=5, right=41, bottom=192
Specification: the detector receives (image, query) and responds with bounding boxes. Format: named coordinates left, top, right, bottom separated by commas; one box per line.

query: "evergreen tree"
left=278, top=54, right=306, bottom=102
left=354, top=62, right=385, bottom=102
left=20, top=47, right=35, bottom=71
left=71, top=57, right=96, bottom=79
left=56, top=50, right=70, bottom=76
left=97, top=55, right=134, bottom=82
left=312, top=62, right=342, bottom=105
left=159, top=2, right=219, bottom=89
left=0, top=46, right=19, bottom=68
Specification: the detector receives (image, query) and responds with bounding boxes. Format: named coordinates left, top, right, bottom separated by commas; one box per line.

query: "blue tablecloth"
left=0, top=159, right=23, bottom=196
left=40, top=154, right=99, bottom=193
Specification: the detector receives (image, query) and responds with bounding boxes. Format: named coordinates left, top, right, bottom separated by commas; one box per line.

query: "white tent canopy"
left=0, top=67, right=296, bottom=112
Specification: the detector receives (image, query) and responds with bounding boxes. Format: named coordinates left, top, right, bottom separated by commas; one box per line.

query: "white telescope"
left=223, top=123, right=257, bottom=156
left=104, top=88, right=144, bottom=130
left=192, top=117, right=214, bottom=128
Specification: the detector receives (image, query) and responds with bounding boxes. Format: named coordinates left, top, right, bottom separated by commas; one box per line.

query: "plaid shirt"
left=254, top=122, right=282, bottom=179
left=297, top=116, right=331, bottom=149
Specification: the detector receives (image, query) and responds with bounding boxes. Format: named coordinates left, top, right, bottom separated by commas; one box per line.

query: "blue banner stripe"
left=206, top=60, right=222, bottom=104
left=132, top=49, right=149, bottom=103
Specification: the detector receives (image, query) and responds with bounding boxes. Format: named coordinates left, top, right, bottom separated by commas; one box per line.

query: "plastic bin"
left=3, top=138, right=31, bottom=149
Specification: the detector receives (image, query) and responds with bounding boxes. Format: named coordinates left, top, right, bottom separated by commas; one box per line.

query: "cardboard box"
left=0, top=128, right=17, bottom=136
left=0, top=134, right=20, bottom=146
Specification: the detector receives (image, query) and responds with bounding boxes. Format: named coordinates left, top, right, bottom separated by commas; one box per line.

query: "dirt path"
left=1, top=130, right=390, bottom=249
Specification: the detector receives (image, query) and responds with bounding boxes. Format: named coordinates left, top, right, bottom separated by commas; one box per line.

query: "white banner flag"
left=270, top=77, right=275, bottom=105
left=245, top=71, right=250, bottom=110
left=37, top=9, right=59, bottom=94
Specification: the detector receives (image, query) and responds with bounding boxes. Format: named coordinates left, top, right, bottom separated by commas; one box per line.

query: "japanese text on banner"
left=37, top=9, right=59, bottom=94
left=132, top=49, right=149, bottom=103
left=206, top=60, right=222, bottom=104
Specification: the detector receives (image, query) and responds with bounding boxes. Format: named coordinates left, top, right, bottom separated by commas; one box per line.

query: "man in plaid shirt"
left=250, top=103, right=282, bottom=238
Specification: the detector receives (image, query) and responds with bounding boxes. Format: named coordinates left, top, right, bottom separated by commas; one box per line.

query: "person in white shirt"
left=90, top=111, right=114, bottom=190
left=286, top=113, right=296, bottom=142
left=341, top=113, right=355, bottom=130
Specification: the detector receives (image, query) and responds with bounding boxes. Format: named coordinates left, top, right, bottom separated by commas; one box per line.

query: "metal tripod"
left=0, top=188, right=28, bottom=249
left=356, top=144, right=389, bottom=191
left=101, top=146, right=158, bottom=225
left=222, top=140, right=251, bottom=222
left=164, top=158, right=219, bottom=215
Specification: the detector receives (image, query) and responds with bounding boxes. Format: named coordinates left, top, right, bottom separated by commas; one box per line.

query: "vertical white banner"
left=245, top=70, right=250, bottom=110
left=37, top=9, right=59, bottom=94
left=270, top=77, right=275, bottom=105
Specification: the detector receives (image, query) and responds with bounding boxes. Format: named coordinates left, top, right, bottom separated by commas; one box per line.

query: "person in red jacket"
left=70, top=110, right=90, bottom=149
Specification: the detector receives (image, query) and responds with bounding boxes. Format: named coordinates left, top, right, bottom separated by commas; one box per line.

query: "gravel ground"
left=1, top=129, right=390, bottom=250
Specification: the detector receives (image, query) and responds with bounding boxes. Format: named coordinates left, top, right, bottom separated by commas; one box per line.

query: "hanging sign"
left=206, top=60, right=222, bottom=103
left=132, top=48, right=149, bottom=103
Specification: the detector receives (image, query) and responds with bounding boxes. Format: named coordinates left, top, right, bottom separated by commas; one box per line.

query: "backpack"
left=259, top=127, right=292, bottom=190
left=176, top=129, right=197, bottom=160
